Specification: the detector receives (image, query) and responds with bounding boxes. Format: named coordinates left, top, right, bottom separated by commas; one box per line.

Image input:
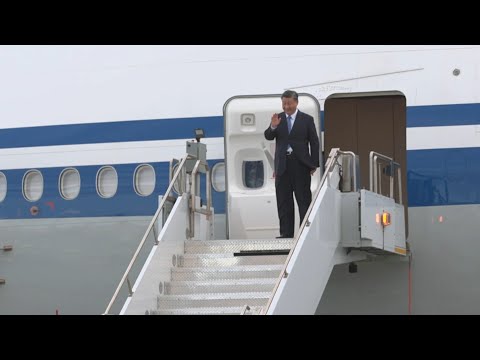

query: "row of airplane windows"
left=0, top=163, right=227, bottom=203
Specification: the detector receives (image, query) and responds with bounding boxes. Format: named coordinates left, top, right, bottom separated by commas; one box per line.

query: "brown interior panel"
left=356, top=97, right=394, bottom=199
left=323, top=98, right=358, bottom=154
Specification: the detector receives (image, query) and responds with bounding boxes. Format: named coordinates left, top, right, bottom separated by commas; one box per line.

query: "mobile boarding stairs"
left=104, top=146, right=407, bottom=315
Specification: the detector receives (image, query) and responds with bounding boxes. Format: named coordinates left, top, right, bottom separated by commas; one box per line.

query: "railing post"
left=397, top=167, right=403, bottom=205
left=206, top=165, right=212, bottom=219
left=389, top=161, right=394, bottom=199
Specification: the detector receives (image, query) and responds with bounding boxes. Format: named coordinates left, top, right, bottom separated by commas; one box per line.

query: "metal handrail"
left=369, top=151, right=402, bottom=203
left=263, top=148, right=354, bottom=314
left=189, top=161, right=212, bottom=238
left=103, top=155, right=191, bottom=315
left=332, top=150, right=358, bottom=192
left=169, top=158, right=187, bottom=194
left=396, top=168, right=402, bottom=205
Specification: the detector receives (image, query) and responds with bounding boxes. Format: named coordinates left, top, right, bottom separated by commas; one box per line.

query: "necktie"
left=287, top=115, right=293, bottom=133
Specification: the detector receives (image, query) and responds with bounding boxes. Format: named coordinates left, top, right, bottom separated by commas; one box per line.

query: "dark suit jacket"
left=264, top=110, right=320, bottom=177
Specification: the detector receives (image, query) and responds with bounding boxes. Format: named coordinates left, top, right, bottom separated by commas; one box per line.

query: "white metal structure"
left=116, top=146, right=405, bottom=315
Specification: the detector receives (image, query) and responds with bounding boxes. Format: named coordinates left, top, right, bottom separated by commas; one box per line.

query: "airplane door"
left=324, top=91, right=408, bottom=235
left=223, top=94, right=322, bottom=239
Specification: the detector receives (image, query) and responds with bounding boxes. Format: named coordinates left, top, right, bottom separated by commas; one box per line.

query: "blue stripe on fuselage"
left=407, top=103, right=480, bottom=128
left=407, top=147, right=480, bottom=207
left=1, top=103, right=480, bottom=149
left=1, top=147, right=480, bottom=219
left=0, top=116, right=224, bottom=149
left=0, top=160, right=225, bottom=219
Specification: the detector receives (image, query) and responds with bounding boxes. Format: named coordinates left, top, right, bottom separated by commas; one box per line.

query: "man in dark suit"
left=264, top=90, right=320, bottom=238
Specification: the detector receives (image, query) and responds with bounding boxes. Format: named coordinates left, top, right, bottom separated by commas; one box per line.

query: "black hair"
left=281, top=90, right=298, bottom=101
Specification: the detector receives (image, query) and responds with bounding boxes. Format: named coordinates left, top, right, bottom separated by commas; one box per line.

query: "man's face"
left=282, top=97, right=298, bottom=116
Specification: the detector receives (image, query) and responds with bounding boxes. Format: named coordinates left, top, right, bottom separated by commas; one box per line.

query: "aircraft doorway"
left=223, top=94, right=323, bottom=239
left=324, top=91, right=408, bottom=235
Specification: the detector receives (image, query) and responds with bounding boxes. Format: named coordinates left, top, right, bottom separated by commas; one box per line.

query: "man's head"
left=281, top=90, right=299, bottom=116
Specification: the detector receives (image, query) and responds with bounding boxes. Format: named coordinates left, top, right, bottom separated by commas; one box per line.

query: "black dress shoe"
left=276, top=235, right=293, bottom=238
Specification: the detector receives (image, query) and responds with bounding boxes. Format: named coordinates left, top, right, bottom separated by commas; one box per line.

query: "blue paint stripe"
left=0, top=116, right=224, bottom=149
left=1, top=103, right=479, bottom=149
left=0, top=160, right=225, bottom=219
left=0, top=147, right=479, bottom=219
left=407, top=103, right=480, bottom=127
left=407, top=147, right=480, bottom=207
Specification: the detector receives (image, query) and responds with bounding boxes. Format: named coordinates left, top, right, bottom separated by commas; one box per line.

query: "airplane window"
left=243, top=161, right=264, bottom=189
left=0, top=172, right=6, bottom=202
left=211, top=162, right=225, bottom=192
left=59, top=168, right=81, bottom=200
left=134, top=164, right=156, bottom=196
left=96, top=166, right=118, bottom=198
left=23, top=170, right=43, bottom=202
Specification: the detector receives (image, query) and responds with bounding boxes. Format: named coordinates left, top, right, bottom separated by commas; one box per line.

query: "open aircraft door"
left=223, top=94, right=323, bottom=239
left=324, top=91, right=408, bottom=236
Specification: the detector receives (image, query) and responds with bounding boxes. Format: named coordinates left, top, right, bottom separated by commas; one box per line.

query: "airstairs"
left=104, top=144, right=408, bottom=315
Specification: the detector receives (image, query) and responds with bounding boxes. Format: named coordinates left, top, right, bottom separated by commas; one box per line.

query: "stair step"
left=146, top=306, right=265, bottom=315
left=184, top=239, right=294, bottom=254
left=178, top=254, right=288, bottom=268
left=164, top=278, right=277, bottom=295
left=157, top=292, right=270, bottom=309
left=171, top=265, right=284, bottom=281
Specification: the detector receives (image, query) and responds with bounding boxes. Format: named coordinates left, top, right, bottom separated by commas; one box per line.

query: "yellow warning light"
left=382, top=212, right=391, bottom=226
left=376, top=213, right=381, bottom=224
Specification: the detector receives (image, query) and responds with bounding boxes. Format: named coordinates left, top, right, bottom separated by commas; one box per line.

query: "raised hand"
left=271, top=113, right=281, bottom=128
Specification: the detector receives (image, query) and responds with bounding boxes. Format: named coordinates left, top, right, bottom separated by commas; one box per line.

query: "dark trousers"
left=275, top=153, right=312, bottom=237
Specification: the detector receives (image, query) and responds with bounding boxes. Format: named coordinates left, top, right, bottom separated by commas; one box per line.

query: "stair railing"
left=103, top=155, right=191, bottom=315
left=263, top=148, right=357, bottom=314
left=369, top=151, right=402, bottom=204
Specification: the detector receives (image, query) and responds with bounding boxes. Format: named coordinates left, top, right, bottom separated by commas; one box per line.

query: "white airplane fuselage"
left=0, top=45, right=479, bottom=314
